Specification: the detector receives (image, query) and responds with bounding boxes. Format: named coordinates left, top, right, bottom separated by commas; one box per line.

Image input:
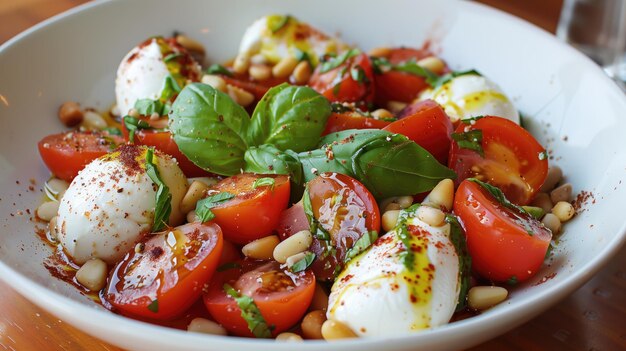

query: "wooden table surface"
left=1, top=1, right=625, bottom=350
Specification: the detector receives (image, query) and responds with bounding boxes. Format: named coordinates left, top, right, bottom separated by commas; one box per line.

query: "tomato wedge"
left=222, top=73, right=288, bottom=101
left=105, top=222, right=223, bottom=320
left=38, top=131, right=124, bottom=182
left=202, top=173, right=290, bottom=244
left=305, top=172, right=380, bottom=281
left=383, top=99, right=453, bottom=164
left=448, top=116, right=548, bottom=205
left=276, top=201, right=309, bottom=241
left=322, top=111, right=392, bottom=135
left=310, top=52, right=375, bottom=104
left=454, top=179, right=552, bottom=283
left=204, top=260, right=315, bottom=337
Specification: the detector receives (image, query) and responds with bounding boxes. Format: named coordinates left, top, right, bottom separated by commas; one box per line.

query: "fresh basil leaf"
left=293, top=48, right=311, bottom=64
left=134, top=99, right=165, bottom=116
left=430, top=69, right=481, bottom=89
left=460, top=116, right=485, bottom=125
left=123, top=115, right=154, bottom=143
left=164, top=52, right=183, bottom=63
left=299, top=130, right=457, bottom=199
left=446, top=214, right=472, bottom=312
left=195, top=192, right=236, bottom=222
left=522, top=206, right=545, bottom=219
left=393, top=59, right=439, bottom=83
left=268, top=14, right=290, bottom=33
left=371, top=56, right=392, bottom=74
left=452, top=129, right=484, bottom=157
left=319, top=48, right=360, bottom=73
left=290, top=252, right=316, bottom=273
left=223, top=284, right=272, bottom=338
left=170, top=83, right=250, bottom=175
left=217, top=262, right=242, bottom=272
left=145, top=148, right=172, bottom=232
left=350, top=65, right=368, bottom=84
left=395, top=204, right=421, bottom=270
left=103, top=127, right=122, bottom=136
left=545, top=242, right=554, bottom=260
left=206, top=63, right=233, bottom=77
left=245, top=83, right=331, bottom=152
left=147, top=299, right=159, bottom=313
left=161, top=74, right=182, bottom=101
left=344, top=230, right=378, bottom=263
left=252, top=177, right=276, bottom=190
left=244, top=144, right=303, bottom=186
left=468, top=178, right=529, bottom=216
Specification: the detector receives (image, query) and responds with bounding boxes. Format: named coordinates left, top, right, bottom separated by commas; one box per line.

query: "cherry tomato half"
left=448, top=116, right=548, bottom=205
left=383, top=99, right=453, bottom=164
left=38, top=131, right=124, bottom=182
left=454, top=179, right=552, bottom=283
left=310, top=52, right=375, bottom=105
left=105, top=222, right=223, bottom=320
left=222, top=73, right=288, bottom=101
left=276, top=201, right=309, bottom=241
left=203, top=260, right=315, bottom=337
left=322, top=111, right=392, bottom=135
left=203, top=173, right=290, bottom=244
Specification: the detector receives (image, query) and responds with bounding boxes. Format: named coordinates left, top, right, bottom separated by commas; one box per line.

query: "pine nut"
left=58, top=101, right=84, bottom=127
left=285, top=252, right=308, bottom=268
left=82, top=110, right=107, bottom=130
left=250, top=54, right=267, bottom=65
left=275, top=332, right=303, bottom=342
left=242, top=235, right=280, bottom=260
left=552, top=201, right=575, bottom=222
left=423, top=179, right=454, bottom=211
left=468, top=286, right=508, bottom=310
left=309, top=284, right=329, bottom=312
left=371, top=108, right=393, bottom=120
left=540, top=166, right=563, bottom=192
left=75, top=258, right=108, bottom=291
left=48, top=216, right=58, bottom=241
left=321, top=319, right=358, bottom=340
left=180, top=181, right=209, bottom=214
left=45, top=178, right=70, bottom=201
left=226, top=84, right=255, bottom=107
left=292, top=61, right=312, bottom=84
left=550, top=183, right=572, bottom=203
left=37, top=201, right=59, bottom=222
left=417, top=56, right=445, bottom=73
left=301, top=310, right=326, bottom=339
left=186, top=210, right=199, bottom=223
left=187, top=318, right=227, bottom=335
left=380, top=196, right=413, bottom=212
left=233, top=54, right=250, bottom=74
left=188, top=177, right=219, bottom=187
left=249, top=64, right=271, bottom=81
left=110, top=105, right=121, bottom=117
left=273, top=230, right=312, bottom=263
left=530, top=192, right=553, bottom=213
left=272, top=56, right=299, bottom=79
left=387, top=101, right=407, bottom=113
left=382, top=210, right=400, bottom=232
left=201, top=74, right=227, bottom=92
left=417, top=206, right=445, bottom=227
left=368, top=47, right=391, bottom=58
left=384, top=203, right=402, bottom=211
left=541, top=213, right=561, bottom=234
left=175, top=35, right=206, bottom=56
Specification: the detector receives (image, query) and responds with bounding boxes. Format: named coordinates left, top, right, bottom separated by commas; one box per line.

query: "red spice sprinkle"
left=572, top=190, right=595, bottom=213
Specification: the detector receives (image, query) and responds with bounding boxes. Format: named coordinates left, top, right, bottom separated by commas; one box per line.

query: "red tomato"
left=276, top=201, right=309, bottom=241
left=203, top=173, right=290, bottom=244
left=322, top=111, right=392, bottom=135
left=386, top=47, right=431, bottom=64
left=448, top=116, right=548, bottom=205
left=105, top=222, right=223, bottom=320
left=310, top=52, right=375, bottom=104
left=203, top=260, right=315, bottom=337
left=38, top=131, right=124, bottom=182
left=383, top=99, right=453, bottom=164
left=222, top=74, right=288, bottom=101
left=305, top=172, right=380, bottom=281
left=454, top=179, right=552, bottom=283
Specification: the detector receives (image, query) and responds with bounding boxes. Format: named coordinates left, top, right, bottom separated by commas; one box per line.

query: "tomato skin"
left=276, top=201, right=309, bottom=241
left=222, top=74, right=288, bottom=101
left=448, top=116, right=548, bottom=205
left=322, top=112, right=392, bottom=135
left=386, top=47, right=431, bottom=64
left=454, top=180, right=552, bottom=283
left=310, top=53, right=375, bottom=104
left=383, top=99, right=453, bottom=164
left=374, top=71, right=429, bottom=105
left=207, top=173, right=291, bottom=244
left=105, top=222, right=223, bottom=320
left=38, top=131, right=124, bottom=182
left=203, top=260, right=315, bottom=337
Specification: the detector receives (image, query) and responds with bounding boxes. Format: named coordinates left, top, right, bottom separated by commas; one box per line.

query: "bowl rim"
left=1, top=0, right=625, bottom=349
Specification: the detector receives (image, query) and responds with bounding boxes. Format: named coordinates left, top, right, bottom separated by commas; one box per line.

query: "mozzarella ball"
left=419, top=74, right=520, bottom=124
left=57, top=145, right=187, bottom=264
left=327, top=212, right=460, bottom=336
left=115, top=37, right=201, bottom=115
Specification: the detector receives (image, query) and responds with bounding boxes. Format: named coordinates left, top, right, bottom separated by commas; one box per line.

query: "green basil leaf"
left=223, top=284, right=272, bottom=338
left=161, top=74, right=182, bottom=101
left=123, top=115, right=154, bottom=143
left=371, top=56, right=392, bottom=74
left=344, top=230, right=378, bottom=263
left=169, top=83, right=250, bottom=175
left=460, top=116, right=485, bottom=125
left=164, top=52, right=183, bottom=63
left=147, top=299, right=159, bottom=313
left=319, top=48, right=360, bottom=73
left=244, top=144, right=303, bottom=186
left=350, top=65, right=368, bottom=84
left=299, top=130, right=456, bottom=199
left=195, top=192, right=236, bottom=223
left=290, top=252, right=316, bottom=273
left=206, top=63, right=233, bottom=77
left=134, top=99, right=165, bottom=116
left=268, top=14, right=290, bottom=33
left=395, top=204, right=421, bottom=270
left=452, top=129, right=484, bottom=157
left=103, top=127, right=122, bottom=136
left=522, top=206, right=545, bottom=219
left=252, top=177, right=276, bottom=189
left=145, top=148, right=172, bottom=232
left=446, top=214, right=472, bottom=312
left=393, top=59, right=439, bottom=83
left=245, top=84, right=331, bottom=152
left=468, top=178, right=528, bottom=215
left=430, top=69, right=481, bottom=89
left=293, top=48, right=311, bottom=64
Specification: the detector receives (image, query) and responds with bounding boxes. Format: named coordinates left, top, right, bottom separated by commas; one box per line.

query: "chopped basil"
left=252, top=177, right=275, bottom=190
left=446, top=215, right=472, bottom=312
left=393, top=59, right=439, bottom=83
left=147, top=299, right=159, bottom=313
left=290, top=252, right=316, bottom=273
left=217, top=262, right=242, bottom=272
left=163, top=52, right=183, bottom=63
left=268, top=15, right=290, bottom=33
left=468, top=178, right=529, bottom=216
left=330, top=102, right=351, bottom=113
left=319, top=48, right=360, bottom=73
left=452, top=129, right=484, bottom=157
left=522, top=206, right=545, bottom=219
left=223, top=284, right=273, bottom=338
left=545, top=242, right=554, bottom=260
left=293, top=48, right=311, bottom=64
left=123, top=115, right=154, bottom=143
left=397, top=222, right=415, bottom=270
left=145, top=148, right=172, bottom=232
left=429, top=69, right=481, bottom=89
left=103, top=127, right=122, bottom=136
left=538, top=150, right=548, bottom=160
left=344, top=230, right=378, bottom=263
left=195, top=192, right=236, bottom=222
left=350, top=65, right=368, bottom=85
left=206, top=63, right=233, bottom=77
left=160, top=74, right=182, bottom=101
left=134, top=99, right=166, bottom=117
left=507, top=276, right=518, bottom=286
left=460, top=116, right=485, bottom=125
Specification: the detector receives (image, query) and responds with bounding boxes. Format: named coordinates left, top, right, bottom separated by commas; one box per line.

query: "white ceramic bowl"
left=1, top=0, right=625, bottom=350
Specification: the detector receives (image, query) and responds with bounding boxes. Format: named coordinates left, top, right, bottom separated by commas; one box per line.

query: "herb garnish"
left=123, top=115, right=154, bottom=143
left=163, top=52, right=183, bottom=63
left=268, top=15, right=290, bottom=33
left=468, top=178, right=528, bottom=215
left=160, top=74, right=182, bottom=101
left=252, top=177, right=276, bottom=190
left=290, top=252, right=316, bottom=273
left=145, top=148, right=172, bottom=232
left=446, top=214, right=472, bottom=312
left=147, top=299, right=159, bottom=313
left=217, top=262, right=242, bottom=272
left=134, top=99, right=166, bottom=117
left=223, top=284, right=273, bottom=338
left=319, top=49, right=360, bottom=73
left=452, top=129, right=484, bottom=157
left=344, top=230, right=378, bottom=263
left=195, top=192, right=236, bottom=222
left=206, top=63, right=233, bottom=77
